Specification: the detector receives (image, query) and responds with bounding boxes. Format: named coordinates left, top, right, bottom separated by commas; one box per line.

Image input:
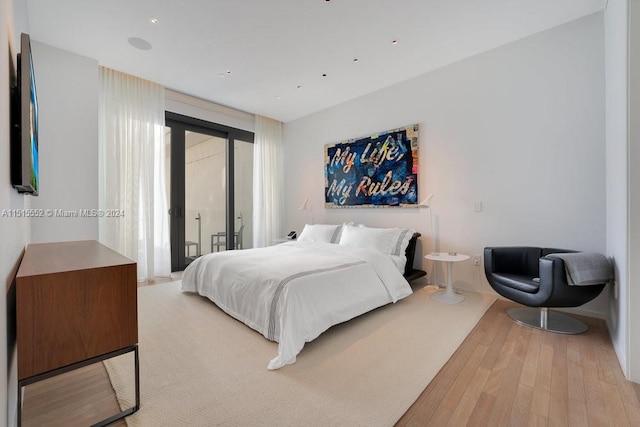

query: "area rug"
left=104, top=281, right=495, bottom=426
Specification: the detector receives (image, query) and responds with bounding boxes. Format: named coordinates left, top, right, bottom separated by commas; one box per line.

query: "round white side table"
left=425, top=252, right=469, bottom=304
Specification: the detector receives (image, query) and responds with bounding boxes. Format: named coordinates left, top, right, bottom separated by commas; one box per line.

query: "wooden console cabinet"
left=16, top=240, right=139, bottom=426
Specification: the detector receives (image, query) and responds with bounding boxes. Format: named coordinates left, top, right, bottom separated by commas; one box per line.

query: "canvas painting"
left=325, top=124, right=419, bottom=208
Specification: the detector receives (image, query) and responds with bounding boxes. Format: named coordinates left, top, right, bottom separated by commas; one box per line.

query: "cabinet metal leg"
left=18, top=345, right=140, bottom=426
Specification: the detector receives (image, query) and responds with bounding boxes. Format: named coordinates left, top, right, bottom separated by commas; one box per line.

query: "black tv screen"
left=11, top=33, right=39, bottom=195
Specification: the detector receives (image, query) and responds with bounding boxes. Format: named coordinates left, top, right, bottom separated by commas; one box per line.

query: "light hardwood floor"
left=21, top=362, right=125, bottom=427
left=21, top=296, right=640, bottom=426
left=397, top=299, right=640, bottom=426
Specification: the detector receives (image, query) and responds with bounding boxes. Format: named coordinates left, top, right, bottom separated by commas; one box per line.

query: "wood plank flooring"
left=21, top=296, right=640, bottom=426
left=21, top=362, right=125, bottom=427
left=397, top=299, right=640, bottom=426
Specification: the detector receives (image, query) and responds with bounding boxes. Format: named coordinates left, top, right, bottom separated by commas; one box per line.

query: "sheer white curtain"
left=99, top=67, right=171, bottom=280
left=253, top=115, right=284, bottom=247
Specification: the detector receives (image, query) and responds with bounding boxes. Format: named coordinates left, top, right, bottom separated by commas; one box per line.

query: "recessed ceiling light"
left=226, top=70, right=232, bottom=75
left=392, top=40, right=398, bottom=45
left=353, top=58, right=359, bottom=62
left=150, top=18, right=159, bottom=24
left=297, top=85, right=302, bottom=89
left=128, top=37, right=152, bottom=51
left=322, top=73, right=327, bottom=77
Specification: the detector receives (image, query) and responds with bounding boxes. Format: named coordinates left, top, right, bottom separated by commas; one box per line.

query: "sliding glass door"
left=165, top=112, right=254, bottom=271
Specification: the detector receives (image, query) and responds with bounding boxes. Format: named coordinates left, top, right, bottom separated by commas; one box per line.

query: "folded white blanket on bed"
left=181, top=241, right=412, bottom=369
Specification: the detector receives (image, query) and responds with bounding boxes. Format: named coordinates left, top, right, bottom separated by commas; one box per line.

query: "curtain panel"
left=253, top=115, right=284, bottom=247
left=99, top=67, right=171, bottom=280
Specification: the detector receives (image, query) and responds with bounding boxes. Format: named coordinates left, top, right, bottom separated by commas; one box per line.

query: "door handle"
left=168, top=207, right=183, bottom=217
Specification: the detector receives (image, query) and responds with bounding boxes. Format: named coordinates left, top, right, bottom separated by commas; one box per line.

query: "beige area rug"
left=105, top=281, right=496, bottom=426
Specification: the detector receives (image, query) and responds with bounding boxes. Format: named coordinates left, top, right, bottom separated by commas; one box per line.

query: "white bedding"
left=181, top=241, right=413, bottom=369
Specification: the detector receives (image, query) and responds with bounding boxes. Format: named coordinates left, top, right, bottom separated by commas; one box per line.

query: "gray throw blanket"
left=546, top=252, right=613, bottom=286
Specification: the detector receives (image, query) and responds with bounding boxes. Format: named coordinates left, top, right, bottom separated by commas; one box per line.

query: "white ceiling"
left=26, top=0, right=605, bottom=123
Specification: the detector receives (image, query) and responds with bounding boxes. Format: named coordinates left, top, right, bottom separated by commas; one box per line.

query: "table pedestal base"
left=430, top=260, right=465, bottom=304
left=431, top=289, right=465, bottom=304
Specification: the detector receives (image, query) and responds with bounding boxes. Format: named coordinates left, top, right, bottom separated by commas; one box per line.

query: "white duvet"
left=181, top=241, right=413, bottom=369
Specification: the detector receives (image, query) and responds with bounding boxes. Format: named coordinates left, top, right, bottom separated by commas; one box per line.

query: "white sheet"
left=181, top=241, right=413, bottom=369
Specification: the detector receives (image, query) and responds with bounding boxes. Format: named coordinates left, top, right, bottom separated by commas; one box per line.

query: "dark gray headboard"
left=403, top=233, right=426, bottom=282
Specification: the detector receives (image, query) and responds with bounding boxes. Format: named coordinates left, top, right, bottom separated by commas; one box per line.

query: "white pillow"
left=297, top=224, right=342, bottom=243
left=338, top=224, right=414, bottom=257
left=334, top=221, right=354, bottom=242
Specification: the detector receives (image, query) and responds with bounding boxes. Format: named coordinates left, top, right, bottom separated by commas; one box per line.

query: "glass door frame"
left=165, top=112, right=254, bottom=271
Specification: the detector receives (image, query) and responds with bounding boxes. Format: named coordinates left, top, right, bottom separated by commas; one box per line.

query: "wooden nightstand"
left=15, top=240, right=139, bottom=426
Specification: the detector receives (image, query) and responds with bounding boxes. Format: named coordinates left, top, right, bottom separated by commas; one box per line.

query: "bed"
left=181, top=224, right=424, bottom=369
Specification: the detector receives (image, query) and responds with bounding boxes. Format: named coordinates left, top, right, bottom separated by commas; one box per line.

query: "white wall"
left=2, top=0, right=31, bottom=425
left=604, top=0, right=630, bottom=379
left=627, top=0, right=640, bottom=383
left=28, top=41, right=99, bottom=243
left=283, top=13, right=608, bottom=317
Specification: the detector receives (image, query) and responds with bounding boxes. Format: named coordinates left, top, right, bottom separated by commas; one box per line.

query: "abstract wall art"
left=324, top=124, right=419, bottom=208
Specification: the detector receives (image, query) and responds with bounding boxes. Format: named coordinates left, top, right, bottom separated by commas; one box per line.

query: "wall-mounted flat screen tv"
left=11, top=32, right=39, bottom=195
